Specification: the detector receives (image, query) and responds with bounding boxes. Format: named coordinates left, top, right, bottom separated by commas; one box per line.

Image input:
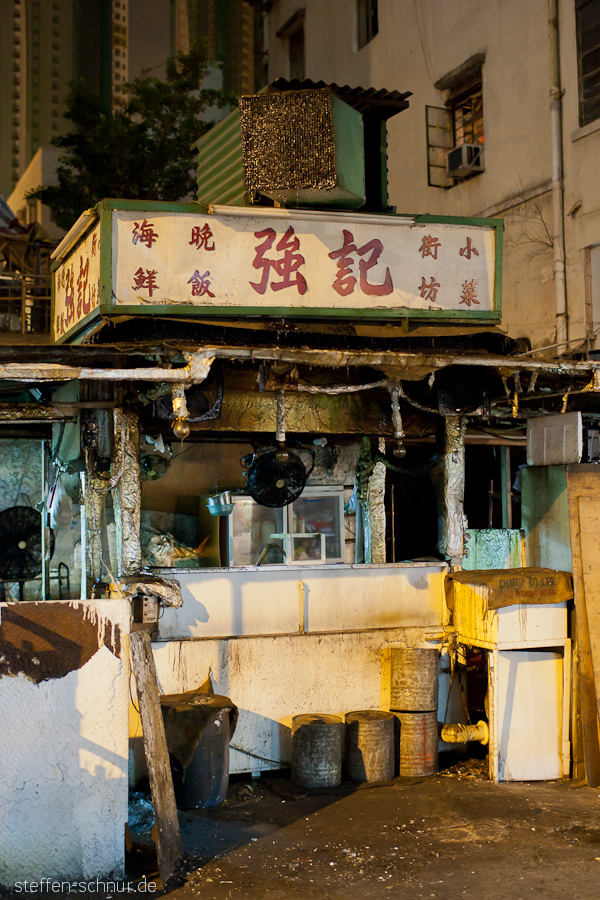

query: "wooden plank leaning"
left=567, top=465, right=600, bottom=787
left=129, top=629, right=183, bottom=884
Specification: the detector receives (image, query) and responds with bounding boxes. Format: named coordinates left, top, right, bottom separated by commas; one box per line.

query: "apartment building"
left=266, top=0, right=600, bottom=355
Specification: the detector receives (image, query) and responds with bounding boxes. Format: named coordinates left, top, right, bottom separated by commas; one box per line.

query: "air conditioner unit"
left=447, top=143, right=484, bottom=178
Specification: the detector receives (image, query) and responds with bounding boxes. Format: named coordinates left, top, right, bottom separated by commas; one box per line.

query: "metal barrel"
left=345, top=710, right=395, bottom=783
left=174, top=707, right=230, bottom=809
left=390, top=647, right=439, bottom=712
left=292, top=714, right=343, bottom=788
left=398, top=711, right=439, bottom=776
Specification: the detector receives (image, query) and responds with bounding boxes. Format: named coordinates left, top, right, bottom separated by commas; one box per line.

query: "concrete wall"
left=146, top=623, right=447, bottom=776
left=0, top=599, right=130, bottom=886
left=266, top=0, right=600, bottom=352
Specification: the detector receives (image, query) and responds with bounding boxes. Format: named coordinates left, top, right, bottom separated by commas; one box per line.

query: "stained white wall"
left=0, top=599, right=130, bottom=886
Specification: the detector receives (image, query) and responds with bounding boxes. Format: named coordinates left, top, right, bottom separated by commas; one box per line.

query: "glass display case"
left=227, top=486, right=345, bottom=566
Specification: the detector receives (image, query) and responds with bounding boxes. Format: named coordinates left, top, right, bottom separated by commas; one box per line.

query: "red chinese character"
left=460, top=279, right=479, bottom=306
left=189, top=223, right=215, bottom=251
left=419, top=234, right=441, bottom=259
left=419, top=276, right=441, bottom=303
left=132, top=267, right=159, bottom=297
left=188, top=269, right=215, bottom=298
left=328, top=230, right=357, bottom=296
left=132, top=219, right=158, bottom=248
left=91, top=233, right=98, bottom=257
left=250, top=227, right=307, bottom=295
left=64, top=266, right=75, bottom=324
left=77, top=255, right=90, bottom=317
left=329, top=230, right=393, bottom=297
left=459, top=237, right=479, bottom=259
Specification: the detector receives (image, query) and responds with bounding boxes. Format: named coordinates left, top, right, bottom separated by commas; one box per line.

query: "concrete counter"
left=154, top=562, right=448, bottom=641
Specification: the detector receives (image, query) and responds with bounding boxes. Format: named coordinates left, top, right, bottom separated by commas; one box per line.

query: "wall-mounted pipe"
left=549, top=0, right=568, bottom=348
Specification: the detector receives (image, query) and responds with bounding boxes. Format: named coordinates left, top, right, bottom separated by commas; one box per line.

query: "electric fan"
left=242, top=391, right=315, bottom=508
left=0, top=506, right=54, bottom=600
left=245, top=448, right=313, bottom=508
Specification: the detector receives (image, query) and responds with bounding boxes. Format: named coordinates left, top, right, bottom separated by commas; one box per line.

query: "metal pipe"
left=6, top=348, right=600, bottom=383
left=549, top=0, right=568, bottom=347
left=441, top=720, right=489, bottom=745
left=256, top=544, right=287, bottom=566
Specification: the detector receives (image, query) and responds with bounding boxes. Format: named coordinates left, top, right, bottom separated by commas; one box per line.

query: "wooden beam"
left=566, top=465, right=600, bottom=787
left=129, top=630, right=182, bottom=884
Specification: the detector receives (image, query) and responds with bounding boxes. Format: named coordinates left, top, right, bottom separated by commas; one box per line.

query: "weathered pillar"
left=369, top=437, right=387, bottom=564
left=112, top=407, right=142, bottom=577
left=83, top=472, right=109, bottom=591
left=442, top=416, right=466, bottom=568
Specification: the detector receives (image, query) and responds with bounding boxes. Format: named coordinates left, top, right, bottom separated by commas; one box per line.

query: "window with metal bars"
left=426, top=56, right=484, bottom=189
left=453, top=90, right=484, bottom=147
left=576, top=0, right=600, bottom=126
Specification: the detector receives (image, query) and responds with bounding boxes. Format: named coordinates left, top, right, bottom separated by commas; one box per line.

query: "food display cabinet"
left=227, top=486, right=345, bottom=567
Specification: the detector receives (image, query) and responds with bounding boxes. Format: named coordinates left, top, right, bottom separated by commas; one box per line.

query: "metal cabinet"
left=451, top=576, right=570, bottom=782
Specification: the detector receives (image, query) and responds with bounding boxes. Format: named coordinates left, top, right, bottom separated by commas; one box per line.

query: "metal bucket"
left=173, top=707, right=230, bottom=809
left=345, top=710, right=395, bottom=783
left=390, top=647, right=439, bottom=712
left=292, top=714, right=343, bottom=788
left=398, top=711, right=439, bottom=776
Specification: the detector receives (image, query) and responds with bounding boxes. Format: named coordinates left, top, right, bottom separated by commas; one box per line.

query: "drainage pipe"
left=549, top=0, right=568, bottom=348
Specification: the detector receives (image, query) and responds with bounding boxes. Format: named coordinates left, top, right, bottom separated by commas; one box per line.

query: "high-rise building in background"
left=173, top=0, right=259, bottom=97
left=0, top=0, right=129, bottom=200
left=2, top=0, right=264, bottom=206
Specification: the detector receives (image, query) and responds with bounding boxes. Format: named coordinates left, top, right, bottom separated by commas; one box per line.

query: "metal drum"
left=174, top=707, right=230, bottom=809
left=345, top=710, right=395, bottom=783
left=292, top=714, right=343, bottom=788
left=398, top=711, right=439, bottom=776
left=390, top=647, right=439, bottom=712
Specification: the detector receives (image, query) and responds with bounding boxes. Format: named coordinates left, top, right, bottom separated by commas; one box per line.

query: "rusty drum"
left=398, top=711, right=439, bottom=776
left=345, top=710, right=395, bottom=783
left=390, top=647, right=439, bottom=712
left=292, top=714, right=343, bottom=788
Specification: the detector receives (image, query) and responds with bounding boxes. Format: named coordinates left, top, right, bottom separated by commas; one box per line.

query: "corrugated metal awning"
left=268, top=78, right=412, bottom=119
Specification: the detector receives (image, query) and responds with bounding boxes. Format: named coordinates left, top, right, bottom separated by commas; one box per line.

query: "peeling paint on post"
left=113, top=408, right=142, bottom=577
left=370, top=437, right=387, bottom=564
left=84, top=472, right=107, bottom=589
left=443, top=416, right=466, bottom=567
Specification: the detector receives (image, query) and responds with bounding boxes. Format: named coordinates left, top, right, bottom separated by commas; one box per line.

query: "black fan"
left=246, top=448, right=314, bottom=508
left=0, top=506, right=53, bottom=599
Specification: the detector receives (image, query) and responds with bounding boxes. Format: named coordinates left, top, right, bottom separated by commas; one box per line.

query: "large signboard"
left=54, top=223, right=101, bottom=341
left=52, top=200, right=502, bottom=343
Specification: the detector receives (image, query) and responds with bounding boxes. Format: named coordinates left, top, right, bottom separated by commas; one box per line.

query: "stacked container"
left=390, top=647, right=439, bottom=776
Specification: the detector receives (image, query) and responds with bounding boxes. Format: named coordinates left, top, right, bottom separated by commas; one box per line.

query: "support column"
left=369, top=437, right=387, bottom=564
left=443, top=416, right=466, bottom=568
left=112, top=407, right=142, bottom=577
left=83, top=471, right=108, bottom=591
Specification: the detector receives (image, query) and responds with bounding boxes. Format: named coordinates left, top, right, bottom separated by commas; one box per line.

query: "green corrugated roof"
left=195, top=109, right=246, bottom=208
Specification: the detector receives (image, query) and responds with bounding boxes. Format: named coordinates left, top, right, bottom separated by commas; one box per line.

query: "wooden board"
left=129, top=630, right=182, bottom=883
left=566, top=465, right=600, bottom=786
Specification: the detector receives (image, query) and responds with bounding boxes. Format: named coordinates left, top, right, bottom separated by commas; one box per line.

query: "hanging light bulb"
left=173, top=417, right=191, bottom=440
left=171, top=383, right=190, bottom=441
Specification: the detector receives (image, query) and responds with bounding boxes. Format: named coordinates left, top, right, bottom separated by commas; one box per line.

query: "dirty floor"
left=127, top=758, right=600, bottom=900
